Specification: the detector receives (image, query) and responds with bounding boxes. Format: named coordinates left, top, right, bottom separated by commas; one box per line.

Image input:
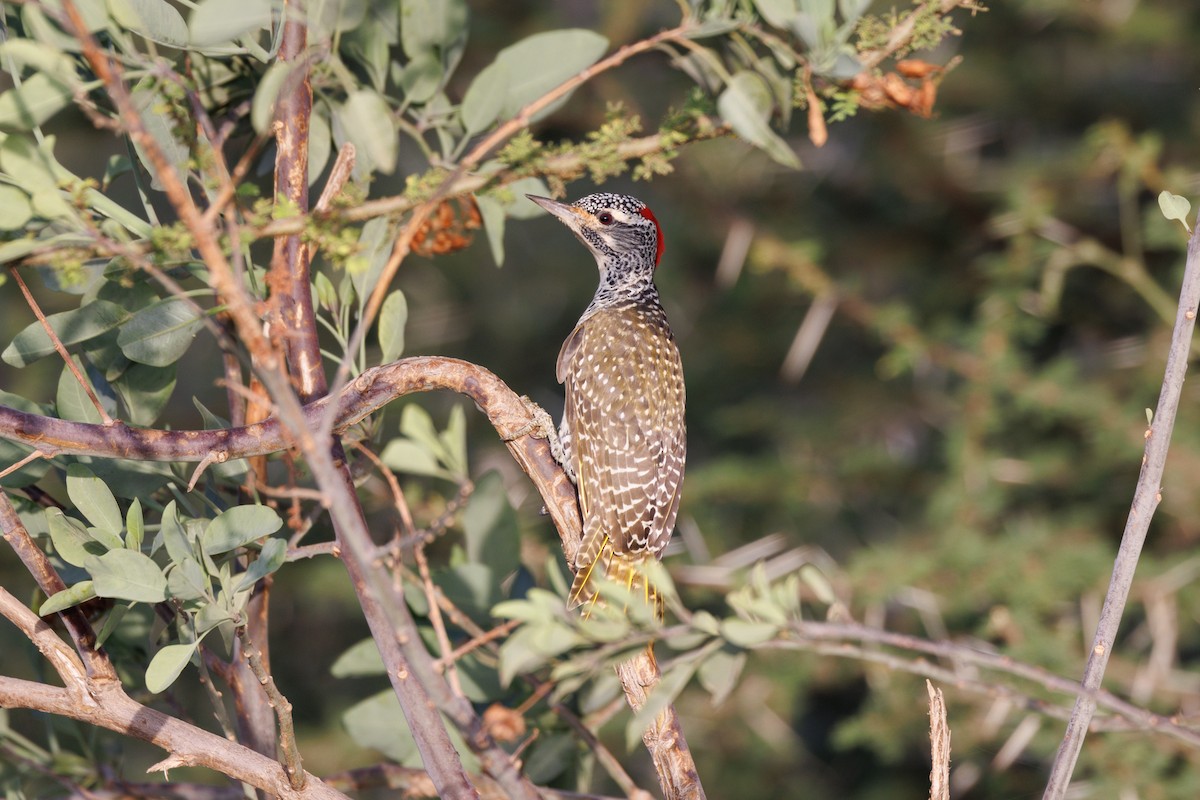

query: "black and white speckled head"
left=528, top=192, right=666, bottom=307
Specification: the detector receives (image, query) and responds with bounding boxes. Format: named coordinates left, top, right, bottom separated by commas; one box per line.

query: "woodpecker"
left=527, top=192, right=686, bottom=614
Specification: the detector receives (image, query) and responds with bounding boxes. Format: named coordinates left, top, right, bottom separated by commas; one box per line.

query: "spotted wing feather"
left=560, top=305, right=686, bottom=610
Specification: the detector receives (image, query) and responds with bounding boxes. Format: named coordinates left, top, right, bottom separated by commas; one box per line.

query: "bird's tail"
left=569, top=534, right=662, bottom=618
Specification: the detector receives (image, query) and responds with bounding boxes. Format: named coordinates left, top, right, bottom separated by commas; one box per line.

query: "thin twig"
left=237, top=627, right=306, bottom=790
left=1042, top=223, right=1200, bottom=796
left=9, top=267, right=113, bottom=425
left=413, top=542, right=464, bottom=698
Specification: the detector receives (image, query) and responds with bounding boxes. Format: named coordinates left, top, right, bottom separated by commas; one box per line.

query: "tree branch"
left=1042, top=222, right=1200, bottom=796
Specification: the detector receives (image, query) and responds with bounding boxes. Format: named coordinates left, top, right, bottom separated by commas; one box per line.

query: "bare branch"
left=1042, top=218, right=1200, bottom=796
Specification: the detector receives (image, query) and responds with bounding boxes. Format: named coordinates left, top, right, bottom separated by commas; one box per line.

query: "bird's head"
left=527, top=193, right=665, bottom=280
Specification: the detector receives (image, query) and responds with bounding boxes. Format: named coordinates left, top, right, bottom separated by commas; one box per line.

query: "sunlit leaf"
left=66, top=463, right=123, bottom=537
left=46, top=508, right=103, bottom=567
left=107, top=0, right=189, bottom=47
left=0, top=185, right=32, bottom=230
left=87, top=549, right=168, bottom=603
left=188, top=0, right=271, bottom=47
left=201, top=505, right=283, bottom=555
left=478, top=29, right=608, bottom=122
left=717, top=71, right=801, bottom=169
left=0, top=73, right=73, bottom=131
left=145, top=642, right=197, bottom=693
left=39, top=581, right=98, bottom=615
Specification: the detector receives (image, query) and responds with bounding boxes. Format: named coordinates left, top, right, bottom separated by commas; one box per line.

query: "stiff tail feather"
left=569, top=534, right=662, bottom=618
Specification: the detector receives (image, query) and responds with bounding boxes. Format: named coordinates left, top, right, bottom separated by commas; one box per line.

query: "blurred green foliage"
left=4, top=0, right=1200, bottom=798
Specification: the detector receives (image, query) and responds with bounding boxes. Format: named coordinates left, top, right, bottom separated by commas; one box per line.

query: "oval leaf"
left=484, top=29, right=608, bottom=121
left=88, top=549, right=168, bottom=603
left=188, top=0, right=271, bottom=47
left=47, top=508, right=104, bottom=567
left=0, top=185, right=32, bottom=230
left=460, top=62, right=507, bottom=134
left=66, top=463, right=123, bottom=537
left=40, top=580, right=97, bottom=616
left=717, top=71, right=801, bottom=169
left=107, top=0, right=189, bottom=46
left=378, top=289, right=407, bottom=363
left=0, top=73, right=73, bottom=131
left=337, top=90, right=398, bottom=175
left=201, top=504, right=283, bottom=555
left=145, top=642, right=197, bottom=693
left=117, top=297, right=204, bottom=367
left=3, top=300, right=130, bottom=368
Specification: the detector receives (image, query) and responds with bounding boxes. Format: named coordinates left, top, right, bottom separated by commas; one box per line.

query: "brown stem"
left=0, top=494, right=117, bottom=682
left=238, top=626, right=305, bottom=789
left=9, top=267, right=113, bottom=425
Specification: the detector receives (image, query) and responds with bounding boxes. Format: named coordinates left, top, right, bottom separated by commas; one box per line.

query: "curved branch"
left=0, top=354, right=710, bottom=797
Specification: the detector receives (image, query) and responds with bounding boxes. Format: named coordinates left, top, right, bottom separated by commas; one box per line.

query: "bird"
left=526, top=192, right=686, bottom=616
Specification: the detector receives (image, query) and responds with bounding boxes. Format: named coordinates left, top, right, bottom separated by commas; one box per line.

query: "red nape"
left=639, top=206, right=666, bottom=266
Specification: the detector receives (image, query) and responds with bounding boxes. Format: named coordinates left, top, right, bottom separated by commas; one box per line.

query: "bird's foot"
left=507, top=396, right=568, bottom=469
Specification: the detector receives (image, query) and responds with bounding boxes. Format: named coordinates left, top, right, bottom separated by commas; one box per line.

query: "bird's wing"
left=564, top=307, right=686, bottom=563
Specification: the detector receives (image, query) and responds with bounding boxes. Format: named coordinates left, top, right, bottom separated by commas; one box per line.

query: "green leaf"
left=400, top=0, right=467, bottom=59
left=201, top=505, right=283, bottom=555
left=461, top=471, right=520, bottom=576
left=130, top=83, right=190, bottom=191
left=107, top=0, right=189, bottom=46
left=39, top=581, right=98, bottom=615
left=460, top=63, right=507, bottom=134
left=250, top=60, right=295, bottom=135
left=330, top=637, right=385, bottom=677
left=720, top=618, right=780, bottom=647
left=308, top=108, right=332, bottom=182
left=126, top=498, right=144, bottom=552
left=0, top=185, right=32, bottom=230
left=379, top=439, right=446, bottom=478
left=55, top=361, right=107, bottom=424
left=87, top=549, right=168, bottom=603
left=753, top=0, right=798, bottom=28
left=158, top=501, right=193, bottom=564
left=717, top=71, right=801, bottom=169
left=166, top=556, right=209, bottom=601
left=343, top=690, right=420, bottom=765
left=0, top=39, right=78, bottom=84
left=439, top=404, right=467, bottom=478
left=474, top=194, right=506, bottom=266
left=113, top=362, right=177, bottom=426
left=0, top=73, right=73, bottom=131
left=47, top=508, right=103, bottom=567
left=482, top=29, right=609, bottom=122
left=3, top=300, right=130, bottom=368
left=117, top=297, right=204, bottom=367
left=66, top=464, right=123, bottom=538
left=1158, top=190, right=1192, bottom=232
left=397, top=52, right=442, bottom=104
left=233, top=537, right=287, bottom=593
left=338, top=90, right=397, bottom=175
left=145, top=642, right=197, bottom=693
left=378, top=289, right=407, bottom=363
left=524, top=733, right=575, bottom=784
left=698, top=646, right=746, bottom=706
left=188, top=0, right=271, bottom=47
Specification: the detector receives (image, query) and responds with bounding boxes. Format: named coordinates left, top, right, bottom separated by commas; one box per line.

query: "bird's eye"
left=597, top=212, right=614, bottom=225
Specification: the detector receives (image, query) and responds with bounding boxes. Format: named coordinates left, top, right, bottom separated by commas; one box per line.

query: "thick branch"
left=0, top=676, right=347, bottom=800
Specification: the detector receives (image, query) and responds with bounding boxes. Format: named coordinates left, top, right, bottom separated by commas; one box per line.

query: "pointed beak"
left=526, top=194, right=587, bottom=231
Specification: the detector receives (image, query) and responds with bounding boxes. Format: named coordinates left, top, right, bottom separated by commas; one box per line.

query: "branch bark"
left=0, top=355, right=705, bottom=798
left=1042, top=223, right=1200, bottom=796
